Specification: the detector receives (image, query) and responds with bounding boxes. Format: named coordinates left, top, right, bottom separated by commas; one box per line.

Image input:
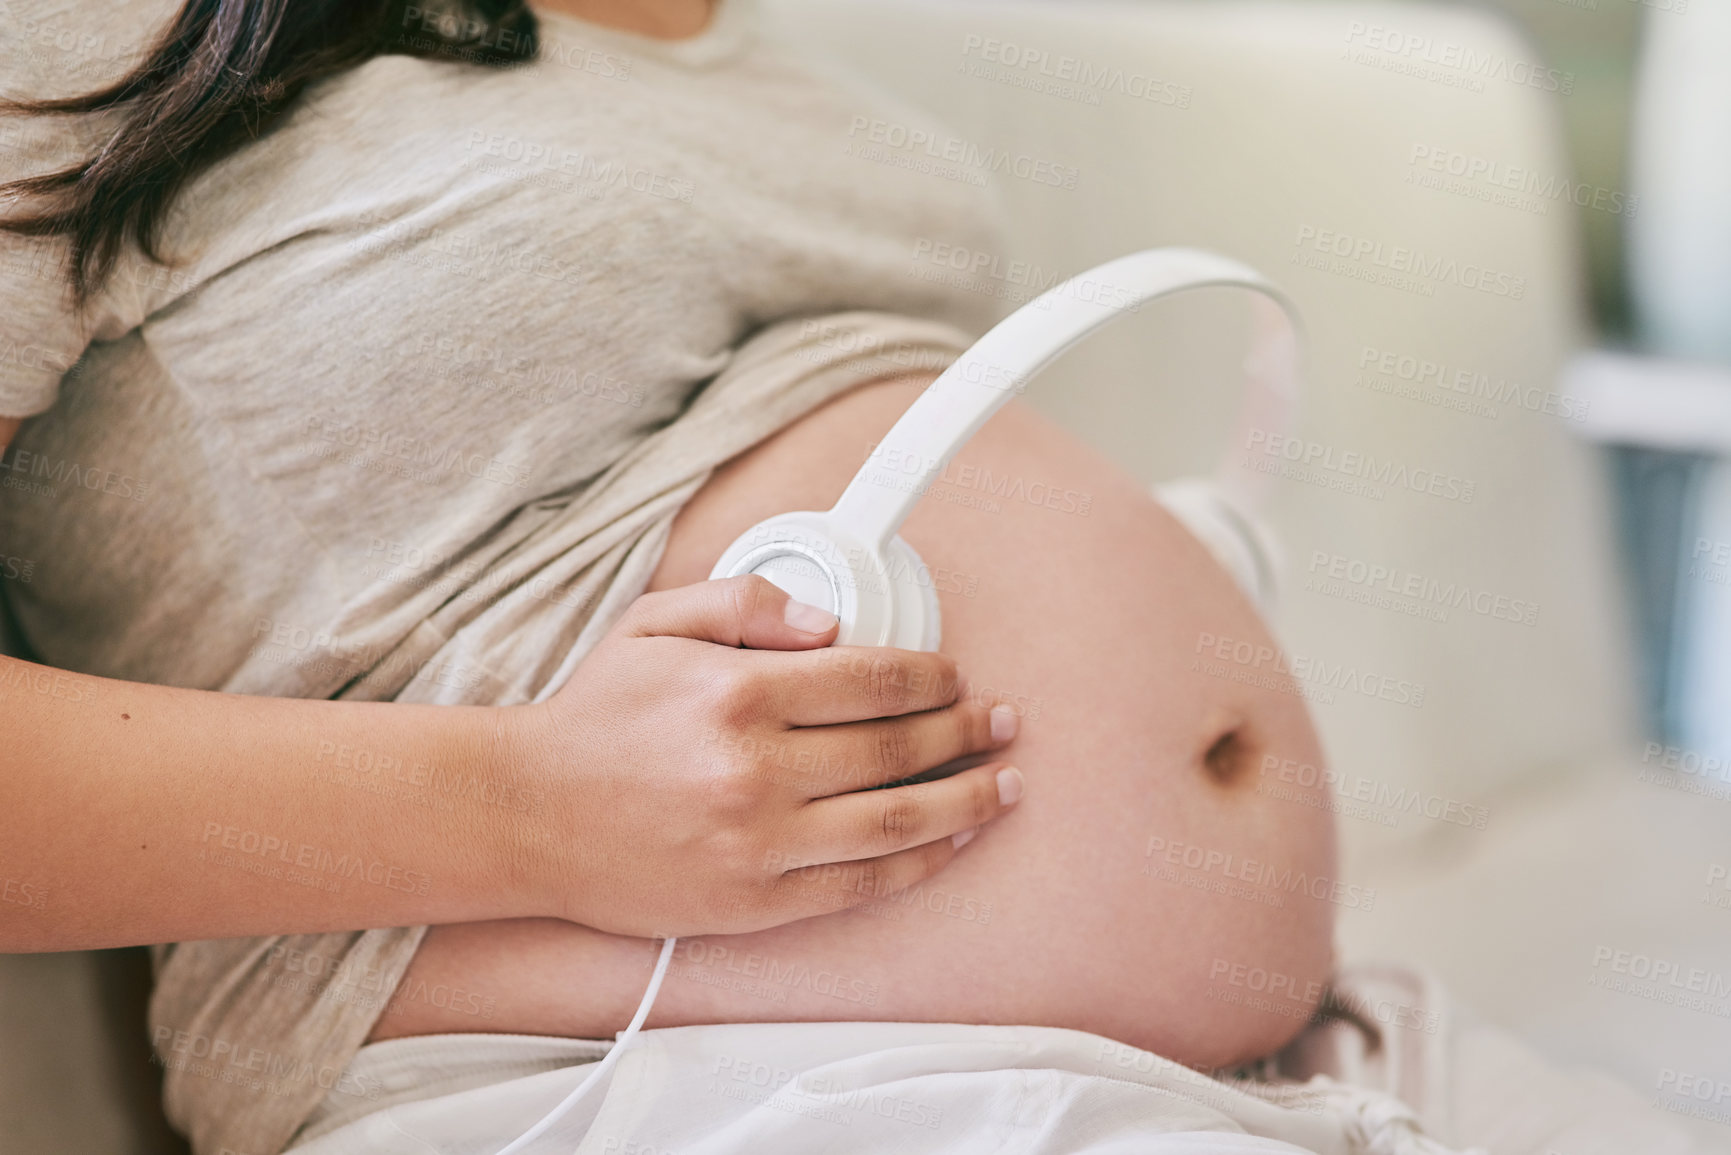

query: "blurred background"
left=1432, top=0, right=1638, bottom=335
left=1433, top=0, right=1731, bottom=756
left=1322, top=0, right=1731, bottom=761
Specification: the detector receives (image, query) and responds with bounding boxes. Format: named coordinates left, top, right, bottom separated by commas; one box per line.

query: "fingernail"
left=989, top=704, right=1019, bottom=743
left=996, top=766, right=1024, bottom=806
left=952, top=827, right=976, bottom=850
left=784, top=598, right=838, bottom=634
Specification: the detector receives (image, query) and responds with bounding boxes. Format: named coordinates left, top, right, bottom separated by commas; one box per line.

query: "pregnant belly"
left=369, top=374, right=1338, bottom=1069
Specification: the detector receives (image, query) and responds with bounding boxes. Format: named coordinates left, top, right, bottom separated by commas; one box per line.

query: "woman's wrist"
left=474, top=699, right=584, bottom=926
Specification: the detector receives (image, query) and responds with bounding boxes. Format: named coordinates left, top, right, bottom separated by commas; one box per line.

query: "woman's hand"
left=514, top=574, right=1024, bottom=938
left=0, top=566, right=1016, bottom=953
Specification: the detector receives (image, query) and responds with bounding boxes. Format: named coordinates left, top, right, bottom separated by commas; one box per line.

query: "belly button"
left=1198, top=707, right=1253, bottom=786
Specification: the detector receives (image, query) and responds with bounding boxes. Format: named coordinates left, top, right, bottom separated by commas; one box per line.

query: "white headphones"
left=495, top=249, right=1303, bottom=1154
left=709, top=247, right=1304, bottom=646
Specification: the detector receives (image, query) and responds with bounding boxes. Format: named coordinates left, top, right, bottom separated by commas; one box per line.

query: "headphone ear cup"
left=883, top=533, right=943, bottom=652
left=1152, top=477, right=1283, bottom=616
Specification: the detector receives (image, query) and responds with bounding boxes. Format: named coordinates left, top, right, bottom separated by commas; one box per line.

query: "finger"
left=769, top=826, right=990, bottom=922
left=791, top=761, right=1023, bottom=865
left=752, top=644, right=965, bottom=726
left=782, top=699, right=1019, bottom=796
left=621, top=574, right=838, bottom=649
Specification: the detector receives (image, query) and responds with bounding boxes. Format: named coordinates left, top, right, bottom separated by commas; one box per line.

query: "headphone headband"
left=707, top=247, right=1305, bottom=648
left=833, top=248, right=1305, bottom=552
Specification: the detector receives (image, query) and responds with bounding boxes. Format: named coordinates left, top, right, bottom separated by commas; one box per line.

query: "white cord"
left=493, top=935, right=677, bottom=1155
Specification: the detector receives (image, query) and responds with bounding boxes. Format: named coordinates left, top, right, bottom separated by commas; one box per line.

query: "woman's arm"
left=0, top=595, right=1019, bottom=954
left=0, top=421, right=527, bottom=952
left=2, top=416, right=1019, bottom=954
left=0, top=664, right=525, bottom=951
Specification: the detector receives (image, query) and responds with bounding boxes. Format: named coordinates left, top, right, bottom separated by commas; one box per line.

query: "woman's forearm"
left=0, top=573, right=1021, bottom=954
left=0, top=654, right=538, bottom=952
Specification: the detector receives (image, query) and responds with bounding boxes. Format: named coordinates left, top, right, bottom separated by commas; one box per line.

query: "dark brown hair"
left=0, top=0, right=539, bottom=307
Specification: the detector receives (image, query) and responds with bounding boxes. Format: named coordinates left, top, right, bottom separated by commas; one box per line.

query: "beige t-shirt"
left=0, top=1, right=1010, bottom=1152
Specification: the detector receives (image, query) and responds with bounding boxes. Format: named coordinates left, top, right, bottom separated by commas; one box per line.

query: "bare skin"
left=533, top=0, right=714, bottom=39
left=375, top=375, right=1339, bottom=1069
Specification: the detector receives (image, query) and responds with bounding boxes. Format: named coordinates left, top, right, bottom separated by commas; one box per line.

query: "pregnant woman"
left=0, top=1, right=1335, bottom=1152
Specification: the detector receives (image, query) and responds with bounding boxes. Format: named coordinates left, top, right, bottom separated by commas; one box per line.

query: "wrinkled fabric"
left=288, top=966, right=1723, bottom=1155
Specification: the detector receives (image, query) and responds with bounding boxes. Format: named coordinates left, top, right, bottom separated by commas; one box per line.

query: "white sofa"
left=5, top=0, right=1727, bottom=1149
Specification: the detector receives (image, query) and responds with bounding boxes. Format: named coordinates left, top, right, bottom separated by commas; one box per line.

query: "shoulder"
left=1, top=0, right=177, bottom=100
left=1, top=0, right=176, bottom=178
